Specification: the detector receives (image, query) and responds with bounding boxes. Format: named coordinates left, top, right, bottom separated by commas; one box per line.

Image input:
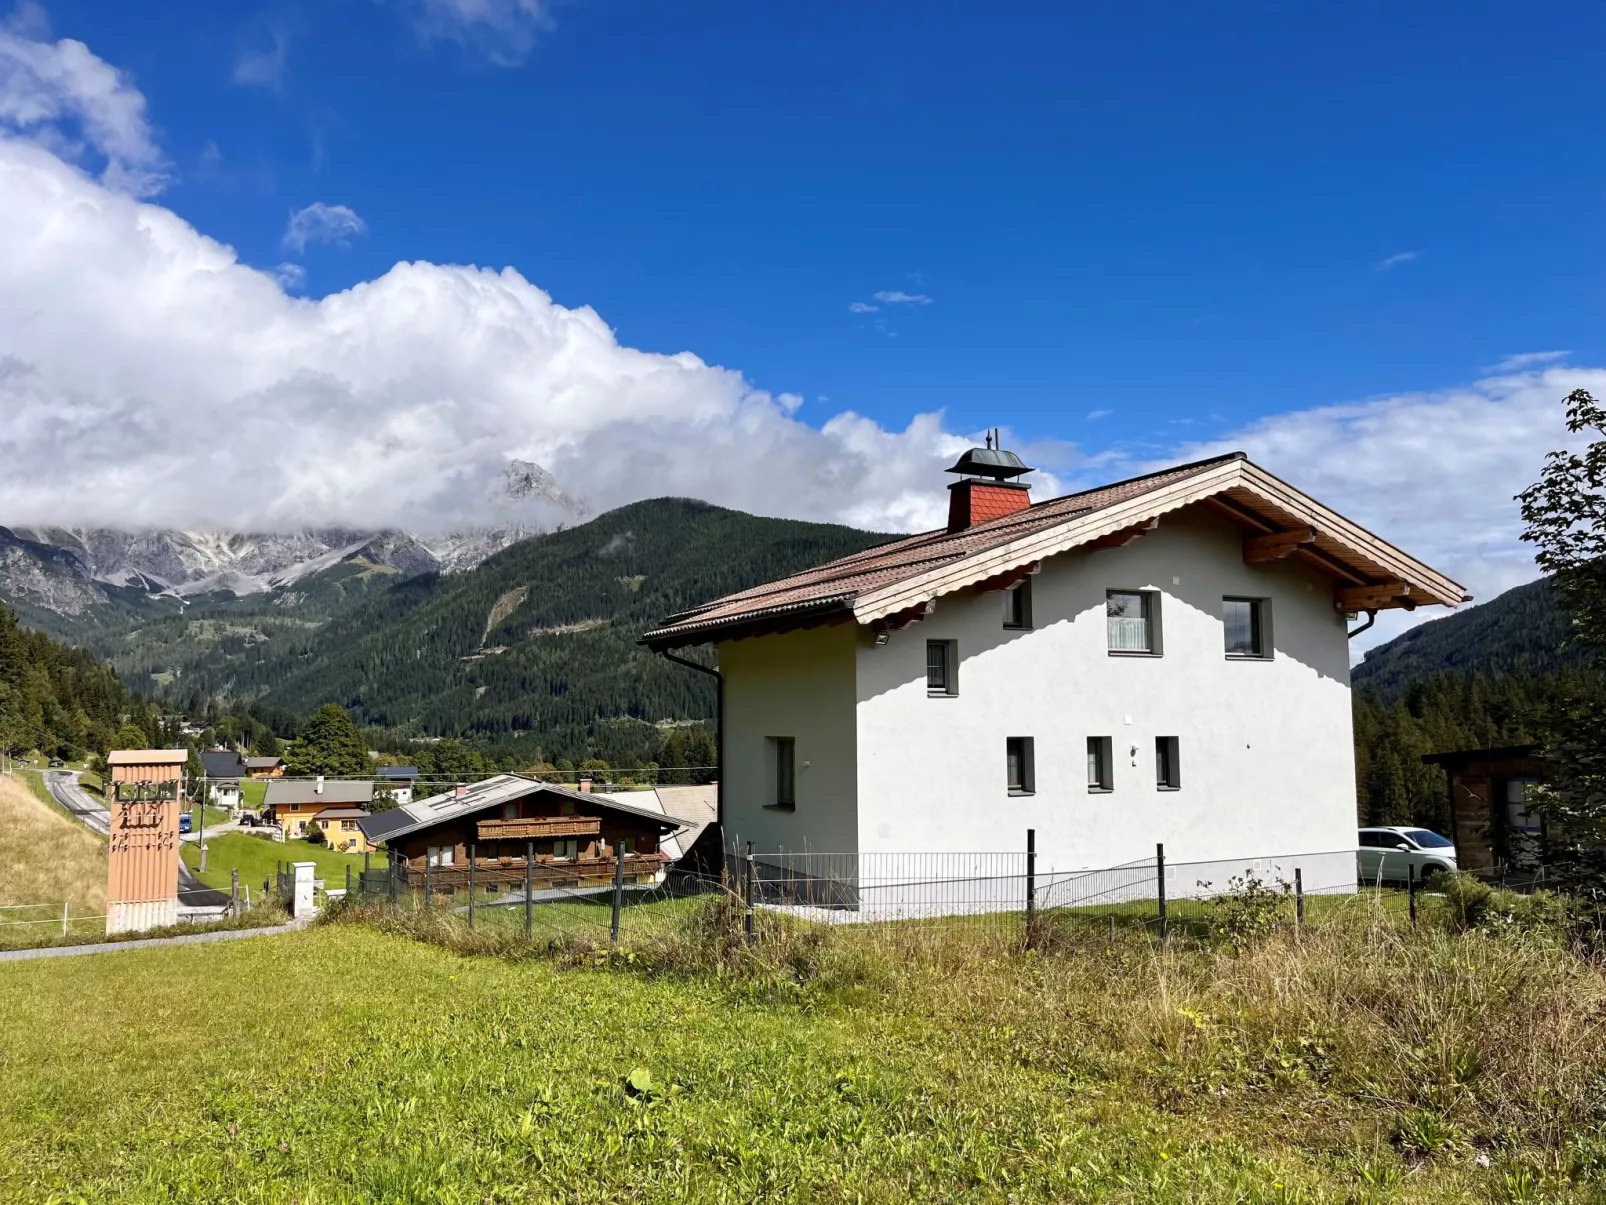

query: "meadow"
left=0, top=772, right=107, bottom=944
left=2, top=879, right=1603, bottom=1204
left=182, top=831, right=370, bottom=896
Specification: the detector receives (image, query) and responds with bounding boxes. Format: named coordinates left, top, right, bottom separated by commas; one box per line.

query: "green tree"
left=1518, top=388, right=1606, bottom=881
left=253, top=729, right=282, bottom=758
left=112, top=722, right=150, bottom=751
left=285, top=704, right=371, bottom=777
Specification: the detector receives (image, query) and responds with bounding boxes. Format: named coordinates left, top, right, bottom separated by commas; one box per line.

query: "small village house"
left=245, top=756, right=286, bottom=778
left=264, top=778, right=375, bottom=850
left=644, top=447, right=1467, bottom=900
left=358, top=775, right=681, bottom=891
left=1421, top=745, right=1547, bottom=876
left=375, top=764, right=420, bottom=807
left=200, top=749, right=248, bottom=811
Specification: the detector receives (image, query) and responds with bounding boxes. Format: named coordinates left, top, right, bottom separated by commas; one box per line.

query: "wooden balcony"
left=475, top=816, right=601, bottom=841
left=407, top=853, right=667, bottom=890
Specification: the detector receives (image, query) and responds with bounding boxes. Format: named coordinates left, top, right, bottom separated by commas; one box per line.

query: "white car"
left=1357, top=826, right=1457, bottom=886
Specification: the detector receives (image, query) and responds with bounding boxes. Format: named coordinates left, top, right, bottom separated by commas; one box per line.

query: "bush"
left=303, top=824, right=326, bottom=847
left=1206, top=872, right=1292, bottom=952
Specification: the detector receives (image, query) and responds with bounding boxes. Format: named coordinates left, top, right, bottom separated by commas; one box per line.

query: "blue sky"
left=4, top=1, right=1605, bottom=649
left=54, top=0, right=1606, bottom=450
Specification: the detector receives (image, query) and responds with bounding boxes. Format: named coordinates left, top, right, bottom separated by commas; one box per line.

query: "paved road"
left=43, top=770, right=109, bottom=836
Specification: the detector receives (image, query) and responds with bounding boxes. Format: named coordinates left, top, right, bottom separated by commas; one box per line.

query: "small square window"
left=1224, top=597, right=1269, bottom=658
left=1006, top=737, right=1035, bottom=796
left=1107, top=590, right=1159, bottom=654
left=553, top=839, right=579, bottom=861
left=1087, top=736, right=1113, bottom=792
left=1156, top=737, right=1181, bottom=790
left=1003, top=579, right=1032, bottom=630
left=926, top=640, right=958, bottom=695
left=426, top=844, right=455, bottom=867
left=617, top=836, right=636, bottom=856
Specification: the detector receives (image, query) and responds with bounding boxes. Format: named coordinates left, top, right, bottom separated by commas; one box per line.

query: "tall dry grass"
left=0, top=773, right=106, bottom=912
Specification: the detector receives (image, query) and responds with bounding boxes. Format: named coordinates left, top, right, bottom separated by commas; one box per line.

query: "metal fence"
left=317, top=832, right=1423, bottom=949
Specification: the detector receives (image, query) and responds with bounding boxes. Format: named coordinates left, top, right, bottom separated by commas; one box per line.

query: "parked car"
left=47, top=758, right=64, bottom=768
left=239, top=812, right=258, bottom=827
left=178, top=812, right=193, bottom=834
left=1357, top=826, right=1457, bottom=885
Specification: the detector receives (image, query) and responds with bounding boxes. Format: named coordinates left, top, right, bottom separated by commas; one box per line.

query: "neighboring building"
left=200, top=749, right=248, bottom=810
left=358, top=775, right=681, bottom=890
left=1421, top=745, right=1547, bottom=875
left=595, top=784, right=719, bottom=867
left=263, top=778, right=374, bottom=842
left=308, top=806, right=375, bottom=853
left=376, top=765, right=420, bottom=807
left=643, top=448, right=1467, bottom=902
left=245, top=756, right=286, bottom=778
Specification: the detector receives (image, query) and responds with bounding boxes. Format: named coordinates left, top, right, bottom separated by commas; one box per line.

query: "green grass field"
left=182, top=832, right=370, bottom=894
left=239, top=779, right=268, bottom=808
left=3, top=888, right=1603, bottom=1204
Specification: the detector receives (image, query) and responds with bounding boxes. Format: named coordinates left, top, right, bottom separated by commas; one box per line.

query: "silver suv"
left=1357, top=826, right=1457, bottom=886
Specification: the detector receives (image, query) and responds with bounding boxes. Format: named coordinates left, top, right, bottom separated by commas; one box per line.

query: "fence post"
left=1408, top=863, right=1417, bottom=927
left=1025, top=828, right=1037, bottom=933
left=1156, top=843, right=1167, bottom=940
left=611, top=840, right=625, bottom=943
left=389, top=849, right=398, bottom=904
left=1294, top=867, right=1304, bottom=930
left=343, top=864, right=350, bottom=902
left=524, top=841, right=534, bottom=938
left=233, top=868, right=241, bottom=917
left=468, top=843, right=477, bottom=931
left=744, top=841, right=755, bottom=944
left=62, top=899, right=68, bottom=937
left=424, top=860, right=431, bottom=905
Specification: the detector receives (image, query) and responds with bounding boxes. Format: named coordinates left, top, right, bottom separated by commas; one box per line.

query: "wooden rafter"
left=973, top=561, right=1041, bottom=595
left=1243, top=526, right=1317, bottom=563
left=1335, top=582, right=1412, bottom=611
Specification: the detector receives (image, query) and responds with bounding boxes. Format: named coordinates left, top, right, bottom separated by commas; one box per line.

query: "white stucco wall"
left=718, top=622, right=860, bottom=855
left=853, top=505, right=1358, bottom=876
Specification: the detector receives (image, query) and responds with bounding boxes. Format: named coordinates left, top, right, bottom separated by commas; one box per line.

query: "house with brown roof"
left=644, top=446, right=1466, bottom=888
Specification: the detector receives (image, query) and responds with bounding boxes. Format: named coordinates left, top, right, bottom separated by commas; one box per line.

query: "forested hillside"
left=86, top=499, right=890, bottom=763
left=1352, top=576, right=1586, bottom=698
left=0, top=605, right=134, bottom=758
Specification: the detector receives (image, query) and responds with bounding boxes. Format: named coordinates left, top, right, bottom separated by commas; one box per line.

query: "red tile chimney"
left=945, top=434, right=1034, bottom=532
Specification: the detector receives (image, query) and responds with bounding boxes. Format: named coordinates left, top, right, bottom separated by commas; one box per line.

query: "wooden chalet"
left=357, top=774, right=680, bottom=890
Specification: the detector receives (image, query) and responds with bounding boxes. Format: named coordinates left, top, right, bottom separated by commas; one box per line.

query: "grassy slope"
left=0, top=773, right=106, bottom=943
left=182, top=832, right=369, bottom=893
left=2, top=902, right=1601, bottom=1204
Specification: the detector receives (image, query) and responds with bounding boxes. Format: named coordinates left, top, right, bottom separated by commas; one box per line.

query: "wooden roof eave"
left=850, top=459, right=1467, bottom=623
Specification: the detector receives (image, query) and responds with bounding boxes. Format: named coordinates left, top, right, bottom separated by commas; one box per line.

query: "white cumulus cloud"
left=0, top=2, right=168, bottom=195
left=283, top=202, right=367, bottom=253
left=873, top=290, right=933, bottom=305
left=404, top=0, right=553, bottom=66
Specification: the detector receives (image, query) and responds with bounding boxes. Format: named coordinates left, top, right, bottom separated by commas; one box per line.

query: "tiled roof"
left=643, top=450, right=1469, bottom=649
left=644, top=454, right=1245, bottom=646
left=264, top=779, right=375, bottom=806
left=358, top=774, right=683, bottom=845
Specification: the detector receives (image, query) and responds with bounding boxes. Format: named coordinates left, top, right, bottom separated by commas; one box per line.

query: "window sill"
left=1107, top=650, right=1161, bottom=657
left=926, top=690, right=958, bottom=698
left=1002, top=624, right=1031, bottom=632
left=1225, top=653, right=1273, bottom=662
left=1156, top=785, right=1181, bottom=792
left=1007, top=789, right=1035, bottom=798
left=1087, top=786, right=1113, bottom=794
left=763, top=803, right=796, bottom=812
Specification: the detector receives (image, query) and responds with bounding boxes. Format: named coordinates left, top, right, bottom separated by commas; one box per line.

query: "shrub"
left=303, top=824, right=326, bottom=847
left=1206, top=872, right=1291, bottom=952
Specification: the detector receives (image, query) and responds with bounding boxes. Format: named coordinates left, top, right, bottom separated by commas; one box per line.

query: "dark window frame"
left=1155, top=736, right=1181, bottom=791
left=1003, top=579, right=1033, bottom=630
left=1107, top=589, right=1162, bottom=656
left=1087, top=736, right=1114, bottom=792
left=926, top=639, right=959, bottom=696
left=767, top=736, right=797, bottom=811
left=1223, top=596, right=1271, bottom=660
left=1006, top=736, right=1036, bottom=796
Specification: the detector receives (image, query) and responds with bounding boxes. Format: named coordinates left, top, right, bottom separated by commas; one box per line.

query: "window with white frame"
left=1107, top=590, right=1159, bottom=653
left=1006, top=737, right=1035, bottom=796
left=1223, top=597, right=1269, bottom=658
left=552, top=838, right=579, bottom=861
left=1155, top=736, right=1181, bottom=790
left=426, top=845, right=455, bottom=867
left=926, top=639, right=958, bottom=695
left=1087, top=736, right=1113, bottom=792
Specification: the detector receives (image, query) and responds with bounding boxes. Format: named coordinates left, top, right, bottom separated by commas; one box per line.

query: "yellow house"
left=263, top=779, right=375, bottom=852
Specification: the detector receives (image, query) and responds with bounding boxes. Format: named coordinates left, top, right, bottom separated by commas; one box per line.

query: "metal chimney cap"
left=945, top=446, right=1033, bottom=480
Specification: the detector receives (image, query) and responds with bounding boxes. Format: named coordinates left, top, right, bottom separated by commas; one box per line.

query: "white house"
left=644, top=449, right=1466, bottom=911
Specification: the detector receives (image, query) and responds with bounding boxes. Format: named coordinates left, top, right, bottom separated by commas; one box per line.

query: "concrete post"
left=292, top=861, right=317, bottom=919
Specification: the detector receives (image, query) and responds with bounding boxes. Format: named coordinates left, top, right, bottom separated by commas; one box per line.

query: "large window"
left=768, top=736, right=796, bottom=809
left=1087, top=736, right=1113, bottom=792
left=1003, top=579, right=1032, bottom=629
left=552, top=838, right=579, bottom=861
left=1155, top=737, right=1181, bottom=790
left=426, top=844, right=455, bottom=867
left=1006, top=737, right=1036, bottom=796
left=1107, top=590, right=1158, bottom=654
left=1223, top=597, right=1269, bottom=658
left=926, top=640, right=958, bottom=695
